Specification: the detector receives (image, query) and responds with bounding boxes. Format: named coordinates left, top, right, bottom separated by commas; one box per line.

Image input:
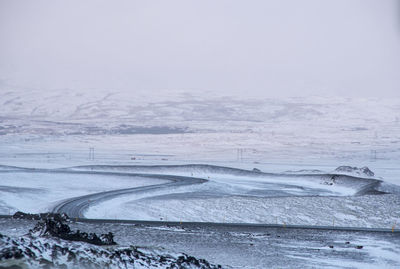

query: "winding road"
left=0, top=164, right=386, bottom=220
left=52, top=172, right=207, bottom=218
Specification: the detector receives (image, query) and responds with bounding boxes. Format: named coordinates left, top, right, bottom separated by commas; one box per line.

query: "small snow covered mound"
left=334, top=166, right=375, bottom=177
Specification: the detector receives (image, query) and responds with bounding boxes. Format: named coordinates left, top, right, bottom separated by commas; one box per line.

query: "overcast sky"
left=0, top=0, right=399, bottom=98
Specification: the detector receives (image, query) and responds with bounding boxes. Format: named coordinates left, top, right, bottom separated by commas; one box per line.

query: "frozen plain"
left=1, top=88, right=400, bottom=268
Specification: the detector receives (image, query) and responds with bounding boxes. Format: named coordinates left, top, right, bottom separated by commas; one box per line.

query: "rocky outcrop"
left=0, top=216, right=222, bottom=268
left=334, top=166, right=375, bottom=177
left=12, top=211, right=69, bottom=222
left=29, top=218, right=116, bottom=246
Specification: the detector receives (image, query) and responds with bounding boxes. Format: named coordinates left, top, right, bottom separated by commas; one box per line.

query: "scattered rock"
left=0, top=233, right=222, bottom=268
left=12, top=211, right=69, bottom=222
left=252, top=168, right=261, bottom=172
left=29, top=218, right=116, bottom=246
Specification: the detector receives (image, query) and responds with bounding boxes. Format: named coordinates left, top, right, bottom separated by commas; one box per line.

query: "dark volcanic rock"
left=0, top=232, right=222, bottom=268
left=30, top=218, right=116, bottom=246
left=12, top=211, right=69, bottom=222
left=2, top=214, right=222, bottom=268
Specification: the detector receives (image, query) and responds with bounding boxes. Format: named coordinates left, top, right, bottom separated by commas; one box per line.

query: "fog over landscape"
left=1, top=1, right=400, bottom=269
left=1, top=0, right=399, bottom=98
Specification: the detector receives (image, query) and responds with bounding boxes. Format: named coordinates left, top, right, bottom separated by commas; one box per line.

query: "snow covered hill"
left=1, top=87, right=399, bottom=166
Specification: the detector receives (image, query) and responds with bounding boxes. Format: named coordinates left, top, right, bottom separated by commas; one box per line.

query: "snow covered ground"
left=0, top=90, right=399, bottom=228
left=1, top=88, right=400, bottom=167
left=76, top=165, right=398, bottom=228
left=1, top=218, right=399, bottom=269
left=0, top=218, right=221, bottom=269
left=1, top=88, right=400, bottom=268
left=0, top=169, right=166, bottom=214
left=0, top=164, right=398, bottom=229
left=105, top=192, right=399, bottom=228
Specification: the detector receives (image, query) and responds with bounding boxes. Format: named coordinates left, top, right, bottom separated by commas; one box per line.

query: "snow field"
left=0, top=171, right=166, bottom=214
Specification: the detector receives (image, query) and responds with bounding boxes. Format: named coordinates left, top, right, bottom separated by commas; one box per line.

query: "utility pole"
left=89, top=147, right=95, bottom=160
left=370, top=149, right=377, bottom=161
left=237, top=148, right=244, bottom=162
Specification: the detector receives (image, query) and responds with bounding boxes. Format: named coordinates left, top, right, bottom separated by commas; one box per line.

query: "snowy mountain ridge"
left=1, top=87, right=399, bottom=133
left=1, top=87, right=399, bottom=165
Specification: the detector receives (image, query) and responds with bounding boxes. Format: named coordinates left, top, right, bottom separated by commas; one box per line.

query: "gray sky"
left=0, top=0, right=399, bottom=97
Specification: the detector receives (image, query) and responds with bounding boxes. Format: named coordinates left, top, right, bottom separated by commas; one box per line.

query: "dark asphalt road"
left=51, top=172, right=206, bottom=218
left=1, top=164, right=393, bottom=233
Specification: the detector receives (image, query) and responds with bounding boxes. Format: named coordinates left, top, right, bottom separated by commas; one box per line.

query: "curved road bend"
left=52, top=173, right=207, bottom=218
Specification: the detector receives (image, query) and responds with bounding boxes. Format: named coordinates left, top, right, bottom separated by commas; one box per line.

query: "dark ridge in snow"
left=0, top=122, right=191, bottom=136
left=78, top=125, right=191, bottom=135
left=0, top=164, right=28, bottom=171
left=284, top=169, right=325, bottom=174
left=30, top=218, right=116, bottom=246
left=70, top=163, right=270, bottom=176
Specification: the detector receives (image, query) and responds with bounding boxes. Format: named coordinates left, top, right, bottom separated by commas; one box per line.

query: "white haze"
left=0, top=0, right=399, bottom=98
